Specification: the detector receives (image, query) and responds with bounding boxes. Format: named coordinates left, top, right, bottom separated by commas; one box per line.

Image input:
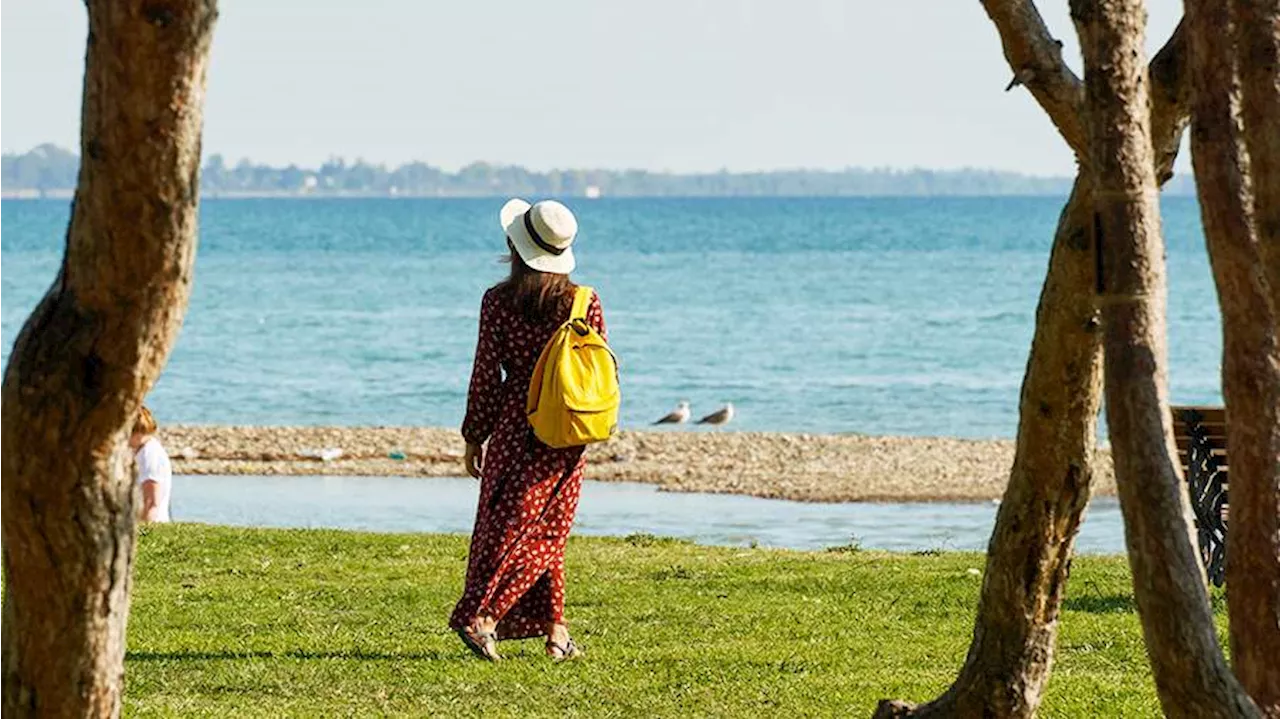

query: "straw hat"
left=500, top=199, right=577, bottom=274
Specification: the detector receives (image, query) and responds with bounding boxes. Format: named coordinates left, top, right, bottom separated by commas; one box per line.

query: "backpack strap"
left=570, top=285, right=594, bottom=321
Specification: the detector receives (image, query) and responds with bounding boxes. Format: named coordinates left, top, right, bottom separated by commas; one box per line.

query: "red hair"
left=133, top=406, right=157, bottom=436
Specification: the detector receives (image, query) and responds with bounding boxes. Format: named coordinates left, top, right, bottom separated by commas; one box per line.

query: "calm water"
left=2, top=196, right=1220, bottom=437
left=174, top=475, right=1126, bottom=553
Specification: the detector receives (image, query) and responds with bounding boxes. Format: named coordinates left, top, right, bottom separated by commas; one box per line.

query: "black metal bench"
left=1171, top=406, right=1229, bottom=587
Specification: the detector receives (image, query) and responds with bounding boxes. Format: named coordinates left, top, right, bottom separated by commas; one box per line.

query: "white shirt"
left=135, top=437, right=173, bottom=522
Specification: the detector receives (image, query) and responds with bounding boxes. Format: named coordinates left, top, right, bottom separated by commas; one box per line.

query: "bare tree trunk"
left=1074, top=0, right=1259, bottom=715
left=1223, top=0, right=1280, bottom=706
left=1, top=2, right=217, bottom=716
left=1233, top=0, right=1280, bottom=314
left=873, top=183, right=1103, bottom=719
left=873, top=16, right=1187, bottom=719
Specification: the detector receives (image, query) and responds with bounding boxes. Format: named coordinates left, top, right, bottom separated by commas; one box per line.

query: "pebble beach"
left=161, top=425, right=1118, bottom=503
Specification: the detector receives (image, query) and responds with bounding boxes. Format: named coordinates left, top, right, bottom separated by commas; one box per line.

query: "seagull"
left=697, top=403, right=735, bottom=426
left=653, top=401, right=691, bottom=425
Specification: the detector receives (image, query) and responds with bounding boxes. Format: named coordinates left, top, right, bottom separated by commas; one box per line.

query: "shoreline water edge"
left=161, top=425, right=1118, bottom=503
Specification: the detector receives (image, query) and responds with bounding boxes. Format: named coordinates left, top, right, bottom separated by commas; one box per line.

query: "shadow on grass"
left=622, top=533, right=692, bottom=548
left=1062, top=594, right=1136, bottom=614
left=127, top=648, right=453, bottom=662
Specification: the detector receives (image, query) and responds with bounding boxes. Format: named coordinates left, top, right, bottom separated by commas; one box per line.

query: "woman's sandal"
left=545, top=637, right=582, bottom=662
left=457, top=625, right=501, bottom=662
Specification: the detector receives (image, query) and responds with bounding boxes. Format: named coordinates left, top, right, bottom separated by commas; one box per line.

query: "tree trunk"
left=1233, top=0, right=1280, bottom=315
left=873, top=182, right=1103, bottom=719
left=0, top=2, right=217, bottom=717
left=873, top=18, right=1188, bottom=719
left=1223, top=0, right=1280, bottom=706
left=1075, top=0, right=1259, bottom=715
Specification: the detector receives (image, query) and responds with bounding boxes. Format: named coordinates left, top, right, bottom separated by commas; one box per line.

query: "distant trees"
left=1, top=1, right=217, bottom=716
left=3, top=146, right=1111, bottom=197
left=0, top=144, right=80, bottom=193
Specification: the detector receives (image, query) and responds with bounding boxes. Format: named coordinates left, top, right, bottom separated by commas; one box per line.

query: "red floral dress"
left=449, top=285, right=607, bottom=640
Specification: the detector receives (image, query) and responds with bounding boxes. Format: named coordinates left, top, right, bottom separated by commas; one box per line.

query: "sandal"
left=457, top=625, right=501, bottom=662
left=546, top=637, right=582, bottom=662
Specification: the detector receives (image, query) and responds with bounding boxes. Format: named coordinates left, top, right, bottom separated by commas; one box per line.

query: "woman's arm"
left=139, top=480, right=162, bottom=522
left=464, top=443, right=484, bottom=479
left=587, top=291, right=608, bottom=342
left=461, top=290, right=503, bottom=450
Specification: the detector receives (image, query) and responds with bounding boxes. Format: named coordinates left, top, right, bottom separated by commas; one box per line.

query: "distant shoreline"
left=6, top=143, right=1199, bottom=198
left=160, top=425, right=1118, bottom=503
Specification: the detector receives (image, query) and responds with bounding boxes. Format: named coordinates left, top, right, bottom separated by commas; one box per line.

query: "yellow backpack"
left=527, top=286, right=620, bottom=448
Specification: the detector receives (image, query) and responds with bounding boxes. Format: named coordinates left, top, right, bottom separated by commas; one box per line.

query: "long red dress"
left=450, top=285, right=607, bottom=640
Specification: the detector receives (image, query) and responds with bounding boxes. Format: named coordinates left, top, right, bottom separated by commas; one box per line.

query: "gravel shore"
left=161, top=425, right=1118, bottom=503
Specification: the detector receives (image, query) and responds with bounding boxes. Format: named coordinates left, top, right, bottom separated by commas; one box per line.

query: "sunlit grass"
left=124, top=525, right=1203, bottom=717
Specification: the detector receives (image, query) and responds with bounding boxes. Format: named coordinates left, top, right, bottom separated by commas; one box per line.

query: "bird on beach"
left=653, top=401, right=691, bottom=425
left=697, top=403, right=735, bottom=426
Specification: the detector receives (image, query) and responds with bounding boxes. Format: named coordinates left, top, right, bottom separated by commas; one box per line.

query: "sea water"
left=1, top=196, right=1220, bottom=438
left=173, top=475, right=1127, bottom=553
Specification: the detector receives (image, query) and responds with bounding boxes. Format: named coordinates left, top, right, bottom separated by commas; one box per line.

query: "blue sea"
left=1, top=196, right=1221, bottom=439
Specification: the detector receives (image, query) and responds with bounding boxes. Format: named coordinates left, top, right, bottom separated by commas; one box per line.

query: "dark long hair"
left=494, top=239, right=577, bottom=325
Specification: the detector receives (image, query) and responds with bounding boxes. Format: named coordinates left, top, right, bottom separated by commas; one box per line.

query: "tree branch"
left=981, top=0, right=1087, bottom=156
left=1150, top=19, right=1189, bottom=184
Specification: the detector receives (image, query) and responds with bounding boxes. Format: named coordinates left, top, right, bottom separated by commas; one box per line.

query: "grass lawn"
left=125, top=525, right=1220, bottom=717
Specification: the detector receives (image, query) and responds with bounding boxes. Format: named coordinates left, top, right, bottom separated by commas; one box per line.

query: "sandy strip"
left=161, top=425, right=1118, bottom=503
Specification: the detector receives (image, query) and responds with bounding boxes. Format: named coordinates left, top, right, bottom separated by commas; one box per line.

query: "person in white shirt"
left=130, top=406, right=173, bottom=523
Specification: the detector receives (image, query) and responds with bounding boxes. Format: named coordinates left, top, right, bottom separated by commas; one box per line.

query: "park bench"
left=1171, top=405, right=1229, bottom=587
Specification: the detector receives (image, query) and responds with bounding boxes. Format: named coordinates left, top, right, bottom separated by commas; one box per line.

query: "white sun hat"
left=500, top=198, right=578, bottom=275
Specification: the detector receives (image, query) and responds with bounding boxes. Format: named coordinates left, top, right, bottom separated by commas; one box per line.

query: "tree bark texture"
left=873, top=16, right=1188, bottom=719
left=1077, top=0, right=1259, bottom=715
left=0, top=2, right=216, bottom=717
left=1233, top=0, right=1280, bottom=315
left=1190, top=0, right=1280, bottom=713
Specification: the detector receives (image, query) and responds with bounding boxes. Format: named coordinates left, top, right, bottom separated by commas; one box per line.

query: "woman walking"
left=450, top=198, right=607, bottom=662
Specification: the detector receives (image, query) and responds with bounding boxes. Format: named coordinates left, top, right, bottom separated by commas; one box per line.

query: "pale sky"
left=2, top=0, right=1186, bottom=175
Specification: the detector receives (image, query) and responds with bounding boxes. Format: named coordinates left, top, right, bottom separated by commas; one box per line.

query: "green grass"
left=125, top=525, right=1222, bottom=717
